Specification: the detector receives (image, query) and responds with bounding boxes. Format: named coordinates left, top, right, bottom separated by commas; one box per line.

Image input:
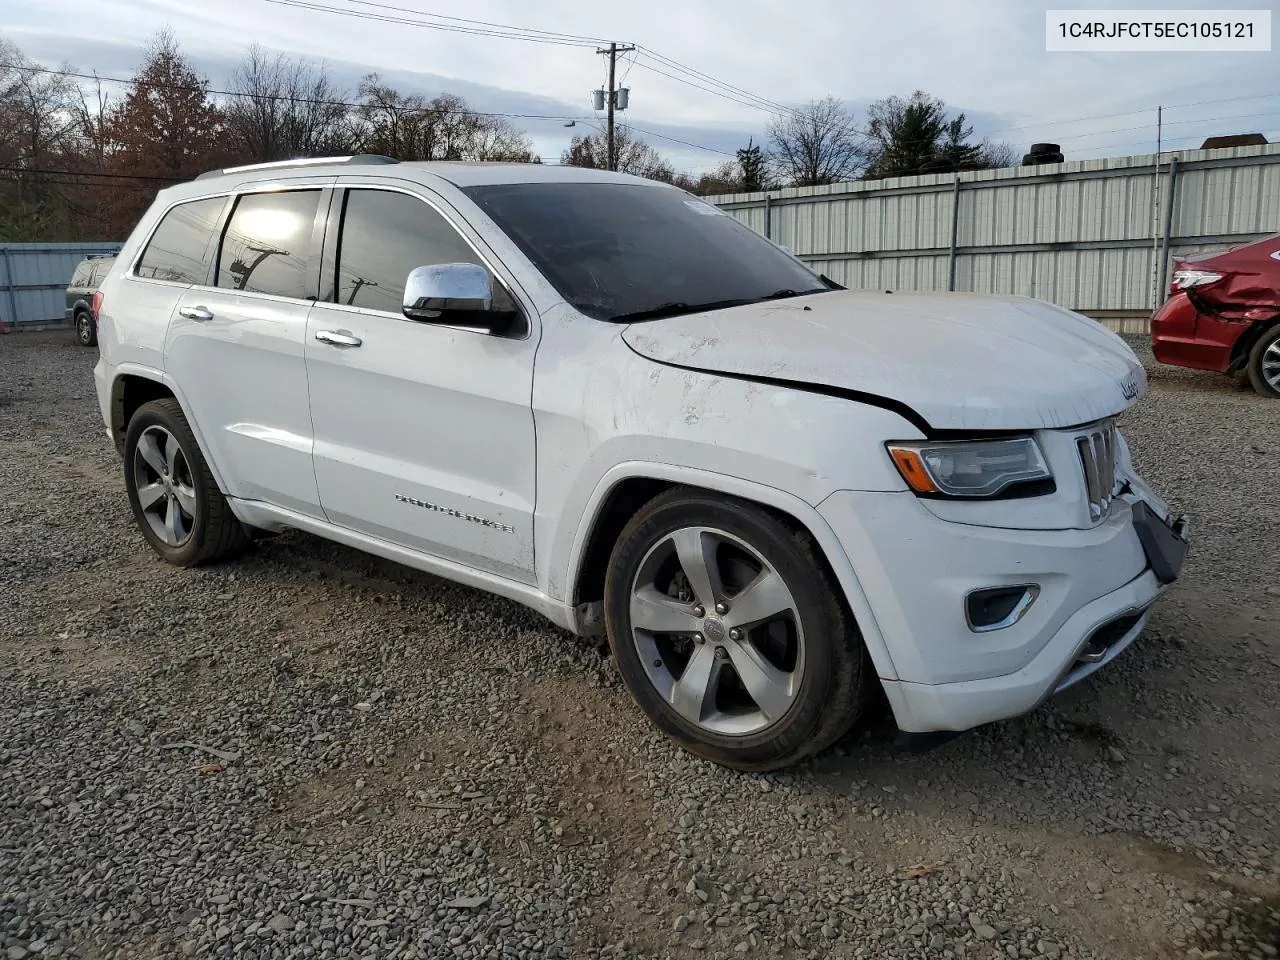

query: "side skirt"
left=227, top=497, right=574, bottom=632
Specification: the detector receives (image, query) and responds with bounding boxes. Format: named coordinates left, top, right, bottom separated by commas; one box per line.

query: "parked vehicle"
left=92, top=156, right=1188, bottom=770
left=66, top=255, right=115, bottom=347
left=1150, top=233, right=1280, bottom=398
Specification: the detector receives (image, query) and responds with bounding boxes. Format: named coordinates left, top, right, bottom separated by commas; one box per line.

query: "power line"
left=621, top=124, right=736, bottom=157
left=259, top=0, right=601, bottom=46
left=1, top=61, right=741, bottom=162
left=0, top=62, right=595, bottom=123
left=984, top=93, right=1280, bottom=138
left=0, top=165, right=184, bottom=182
left=337, top=0, right=609, bottom=45
left=635, top=47, right=795, bottom=116
left=628, top=60, right=787, bottom=117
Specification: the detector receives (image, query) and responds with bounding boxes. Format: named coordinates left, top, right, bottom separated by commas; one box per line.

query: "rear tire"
left=123, top=398, right=248, bottom=566
left=75, top=310, right=97, bottom=347
left=1245, top=324, right=1280, bottom=398
left=604, top=487, right=875, bottom=771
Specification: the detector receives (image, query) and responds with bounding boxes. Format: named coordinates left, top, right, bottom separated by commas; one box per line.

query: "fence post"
left=946, top=175, right=962, bottom=292
left=1158, top=157, right=1180, bottom=295
left=764, top=194, right=773, bottom=241
left=0, top=248, right=17, bottom=333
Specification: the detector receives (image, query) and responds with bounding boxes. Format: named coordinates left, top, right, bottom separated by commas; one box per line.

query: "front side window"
left=217, top=190, right=321, bottom=299
left=136, top=197, right=225, bottom=284
left=334, top=189, right=512, bottom=314
left=463, top=182, right=829, bottom=321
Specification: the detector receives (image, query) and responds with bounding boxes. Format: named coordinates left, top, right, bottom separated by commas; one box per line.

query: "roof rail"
left=195, top=155, right=400, bottom=180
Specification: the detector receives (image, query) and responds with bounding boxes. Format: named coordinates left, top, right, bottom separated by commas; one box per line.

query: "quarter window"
left=217, top=190, right=321, bottom=299
left=136, top=197, right=225, bottom=284
left=334, top=189, right=513, bottom=314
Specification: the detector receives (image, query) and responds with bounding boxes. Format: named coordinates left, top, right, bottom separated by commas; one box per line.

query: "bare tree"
left=978, top=139, right=1017, bottom=168
left=352, top=76, right=536, bottom=162
left=72, top=74, right=112, bottom=172
left=767, top=97, right=865, bottom=187
left=0, top=37, right=85, bottom=240
left=561, top=126, right=672, bottom=180
left=224, top=45, right=353, bottom=162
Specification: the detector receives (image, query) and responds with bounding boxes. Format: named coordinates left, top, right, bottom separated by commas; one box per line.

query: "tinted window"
left=464, top=182, right=827, bottom=321
left=217, top=190, right=320, bottom=299
left=137, top=197, right=225, bottom=284
left=334, top=189, right=512, bottom=313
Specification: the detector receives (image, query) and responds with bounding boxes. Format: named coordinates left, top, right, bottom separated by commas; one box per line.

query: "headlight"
left=886, top=437, right=1052, bottom=499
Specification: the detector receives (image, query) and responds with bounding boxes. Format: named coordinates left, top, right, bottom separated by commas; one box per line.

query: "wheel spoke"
left=723, top=568, right=795, bottom=630
left=137, top=481, right=166, bottom=510
left=670, top=528, right=722, bottom=607
left=163, top=432, right=181, bottom=475
left=172, top=482, right=198, bottom=518
left=630, top=586, right=701, bottom=634
left=725, top=641, right=795, bottom=722
left=164, top=495, right=182, bottom=544
left=137, top=432, right=167, bottom=475
left=668, top=642, right=720, bottom=724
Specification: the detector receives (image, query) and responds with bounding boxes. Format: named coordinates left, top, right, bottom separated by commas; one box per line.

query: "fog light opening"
left=965, top=584, right=1040, bottom=633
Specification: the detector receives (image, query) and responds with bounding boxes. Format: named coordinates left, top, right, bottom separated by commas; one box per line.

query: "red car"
left=1150, top=232, right=1280, bottom=398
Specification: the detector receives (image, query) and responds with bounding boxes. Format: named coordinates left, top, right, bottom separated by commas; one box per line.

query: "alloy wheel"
left=1262, top=340, right=1280, bottom=392
left=132, top=425, right=197, bottom=547
left=628, top=526, right=805, bottom=736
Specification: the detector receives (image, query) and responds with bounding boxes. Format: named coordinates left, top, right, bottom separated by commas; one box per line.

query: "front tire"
left=123, top=399, right=248, bottom=566
left=1245, top=324, right=1280, bottom=398
left=604, top=488, right=874, bottom=771
left=75, top=310, right=97, bottom=347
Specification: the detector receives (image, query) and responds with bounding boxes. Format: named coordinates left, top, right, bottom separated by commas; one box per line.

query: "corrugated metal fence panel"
left=709, top=144, right=1280, bottom=315
left=0, top=242, right=122, bottom=327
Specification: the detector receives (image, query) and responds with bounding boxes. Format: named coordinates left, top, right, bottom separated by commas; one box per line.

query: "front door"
left=304, top=185, right=537, bottom=584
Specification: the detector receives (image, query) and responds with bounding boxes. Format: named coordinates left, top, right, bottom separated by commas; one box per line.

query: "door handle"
left=315, top=329, right=362, bottom=348
left=178, top=305, right=214, bottom=322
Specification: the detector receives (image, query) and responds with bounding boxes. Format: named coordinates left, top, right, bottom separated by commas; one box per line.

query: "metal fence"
left=708, top=143, right=1280, bottom=332
left=0, top=242, right=122, bottom=331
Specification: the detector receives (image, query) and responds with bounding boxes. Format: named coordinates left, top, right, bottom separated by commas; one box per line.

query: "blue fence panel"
left=0, top=242, right=123, bottom=328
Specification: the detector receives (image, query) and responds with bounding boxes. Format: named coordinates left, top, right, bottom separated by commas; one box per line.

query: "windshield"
left=463, top=182, right=829, bottom=321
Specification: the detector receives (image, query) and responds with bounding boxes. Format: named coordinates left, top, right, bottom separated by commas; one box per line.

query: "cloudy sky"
left=4, top=0, right=1278, bottom=171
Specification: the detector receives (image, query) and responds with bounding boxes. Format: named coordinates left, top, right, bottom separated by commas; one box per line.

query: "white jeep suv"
left=93, top=156, right=1188, bottom=770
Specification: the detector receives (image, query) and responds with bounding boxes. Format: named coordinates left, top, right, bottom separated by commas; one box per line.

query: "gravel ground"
left=1, top=330, right=1278, bottom=960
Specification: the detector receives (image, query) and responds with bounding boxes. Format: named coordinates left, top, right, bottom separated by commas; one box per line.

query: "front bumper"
left=818, top=475, right=1183, bottom=733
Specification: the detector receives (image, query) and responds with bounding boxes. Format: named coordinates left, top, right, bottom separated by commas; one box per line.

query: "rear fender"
left=110, top=363, right=230, bottom=494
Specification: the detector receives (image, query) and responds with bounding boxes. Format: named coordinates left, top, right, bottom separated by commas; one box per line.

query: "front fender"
left=552, top=461, right=901, bottom=682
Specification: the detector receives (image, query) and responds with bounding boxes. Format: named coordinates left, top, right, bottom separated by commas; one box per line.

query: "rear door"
left=304, top=183, right=538, bottom=583
left=165, top=182, right=330, bottom=517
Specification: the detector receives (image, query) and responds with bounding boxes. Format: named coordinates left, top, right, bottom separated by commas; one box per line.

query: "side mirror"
left=402, top=263, right=512, bottom=331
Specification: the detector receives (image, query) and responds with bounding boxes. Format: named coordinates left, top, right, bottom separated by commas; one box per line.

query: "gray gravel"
left=1, top=330, right=1278, bottom=960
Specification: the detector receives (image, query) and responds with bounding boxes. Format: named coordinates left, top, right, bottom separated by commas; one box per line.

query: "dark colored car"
left=66, top=255, right=115, bottom=347
left=1150, top=233, right=1280, bottom=398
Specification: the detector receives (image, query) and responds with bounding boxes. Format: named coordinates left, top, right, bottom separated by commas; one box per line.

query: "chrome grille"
left=1076, top=424, right=1117, bottom=522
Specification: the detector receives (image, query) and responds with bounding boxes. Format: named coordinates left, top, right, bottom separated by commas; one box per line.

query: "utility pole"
left=596, top=42, right=635, bottom=171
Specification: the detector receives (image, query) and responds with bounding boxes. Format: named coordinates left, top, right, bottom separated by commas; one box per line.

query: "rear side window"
left=217, top=190, right=321, bottom=299
left=70, top=262, right=93, bottom=286
left=136, top=197, right=225, bottom=284
left=333, top=189, right=512, bottom=313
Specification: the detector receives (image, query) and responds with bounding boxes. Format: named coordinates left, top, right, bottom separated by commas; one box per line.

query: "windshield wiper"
left=610, top=289, right=826, bottom=323
left=609, top=298, right=756, bottom=323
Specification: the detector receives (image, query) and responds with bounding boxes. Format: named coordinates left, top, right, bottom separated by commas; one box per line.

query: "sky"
left=4, top=0, right=1279, bottom=173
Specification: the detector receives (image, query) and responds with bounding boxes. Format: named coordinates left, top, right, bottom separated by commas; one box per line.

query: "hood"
left=621, top=291, right=1145, bottom=432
